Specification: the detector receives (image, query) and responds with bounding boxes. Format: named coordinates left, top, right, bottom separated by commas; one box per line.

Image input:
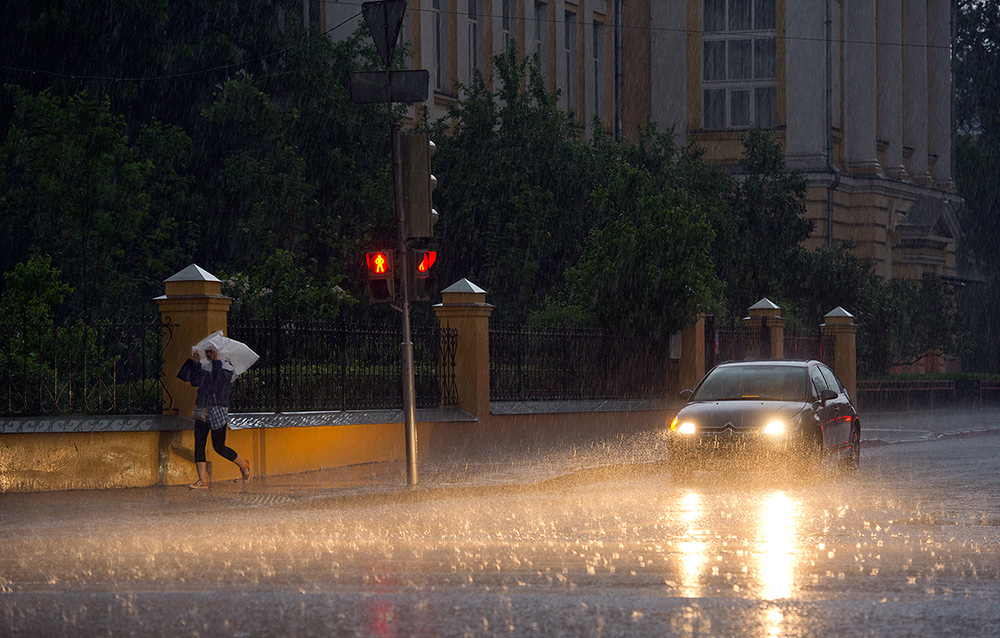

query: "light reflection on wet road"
left=1, top=434, right=999, bottom=637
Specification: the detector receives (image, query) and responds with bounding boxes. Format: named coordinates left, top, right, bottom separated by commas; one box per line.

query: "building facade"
left=313, top=0, right=960, bottom=281
left=639, top=0, right=961, bottom=281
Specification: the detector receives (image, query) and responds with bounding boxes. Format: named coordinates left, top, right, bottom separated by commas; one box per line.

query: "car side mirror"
left=679, top=389, right=693, bottom=401
left=820, top=389, right=838, bottom=402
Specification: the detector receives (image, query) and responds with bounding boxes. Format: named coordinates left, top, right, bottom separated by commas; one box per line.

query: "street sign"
left=362, top=0, right=407, bottom=68
left=349, top=69, right=429, bottom=104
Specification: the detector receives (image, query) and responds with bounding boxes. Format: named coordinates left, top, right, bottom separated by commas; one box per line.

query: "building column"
left=845, top=0, right=880, bottom=175
left=902, top=0, right=933, bottom=185
left=927, top=0, right=954, bottom=190
left=877, top=0, right=907, bottom=179
left=433, top=279, right=494, bottom=420
left=784, top=0, right=828, bottom=171
left=821, top=307, right=858, bottom=400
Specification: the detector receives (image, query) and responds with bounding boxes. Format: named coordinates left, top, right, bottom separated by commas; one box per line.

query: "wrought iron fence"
left=489, top=325, right=678, bottom=401
left=227, top=318, right=458, bottom=412
left=706, top=315, right=771, bottom=369
left=705, top=315, right=829, bottom=369
left=1, top=315, right=174, bottom=416
left=784, top=333, right=825, bottom=362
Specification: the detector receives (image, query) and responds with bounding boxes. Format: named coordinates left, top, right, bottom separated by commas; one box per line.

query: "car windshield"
left=692, top=365, right=807, bottom=402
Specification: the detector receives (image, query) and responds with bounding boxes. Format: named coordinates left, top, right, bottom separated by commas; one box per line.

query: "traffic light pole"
left=391, top=123, right=419, bottom=487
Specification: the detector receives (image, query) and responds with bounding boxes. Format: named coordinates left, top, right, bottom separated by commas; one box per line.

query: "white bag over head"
left=192, top=331, right=260, bottom=378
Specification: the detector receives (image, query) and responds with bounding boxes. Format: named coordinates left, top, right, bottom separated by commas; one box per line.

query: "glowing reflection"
left=757, top=491, right=799, bottom=600
left=677, top=491, right=705, bottom=597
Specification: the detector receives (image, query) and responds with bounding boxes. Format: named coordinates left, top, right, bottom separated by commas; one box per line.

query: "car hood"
left=675, top=400, right=806, bottom=429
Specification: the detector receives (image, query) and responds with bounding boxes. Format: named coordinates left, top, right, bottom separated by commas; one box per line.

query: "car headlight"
left=763, top=420, right=785, bottom=435
left=670, top=417, right=697, bottom=434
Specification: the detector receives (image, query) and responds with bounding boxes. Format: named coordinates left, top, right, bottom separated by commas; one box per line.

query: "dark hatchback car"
left=666, top=360, right=860, bottom=474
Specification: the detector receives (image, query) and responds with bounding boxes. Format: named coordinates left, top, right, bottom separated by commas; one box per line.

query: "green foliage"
left=0, top=254, right=73, bottom=324
left=431, top=45, right=720, bottom=332
left=0, top=89, right=190, bottom=314
left=713, top=127, right=813, bottom=324
left=428, top=45, right=593, bottom=322
left=221, top=249, right=357, bottom=320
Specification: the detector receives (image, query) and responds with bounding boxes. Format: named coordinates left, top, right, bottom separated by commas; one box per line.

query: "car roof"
left=713, top=360, right=819, bottom=369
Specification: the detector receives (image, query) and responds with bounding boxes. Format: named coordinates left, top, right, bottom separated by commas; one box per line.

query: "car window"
left=693, top=365, right=807, bottom=402
left=818, top=365, right=843, bottom=394
left=809, top=366, right=829, bottom=399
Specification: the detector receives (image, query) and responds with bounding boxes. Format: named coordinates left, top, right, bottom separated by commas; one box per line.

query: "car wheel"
left=840, top=420, right=861, bottom=474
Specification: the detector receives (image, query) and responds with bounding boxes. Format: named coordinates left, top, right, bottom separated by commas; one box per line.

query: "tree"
left=0, top=89, right=188, bottom=316
left=712, top=127, right=812, bottom=324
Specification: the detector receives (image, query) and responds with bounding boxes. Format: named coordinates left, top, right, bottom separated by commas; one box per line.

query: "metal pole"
left=379, top=0, right=417, bottom=486
left=391, top=124, right=419, bottom=487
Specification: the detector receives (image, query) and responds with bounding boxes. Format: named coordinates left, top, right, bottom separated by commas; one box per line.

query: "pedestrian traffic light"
left=365, top=250, right=395, bottom=303
left=411, top=249, right=437, bottom=301
left=403, top=133, right=438, bottom=239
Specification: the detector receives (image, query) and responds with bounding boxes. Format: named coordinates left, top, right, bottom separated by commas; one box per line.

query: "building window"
left=535, top=2, right=549, bottom=83
left=434, top=0, right=450, bottom=91
left=565, top=10, right=577, bottom=111
left=702, top=0, right=776, bottom=129
left=469, top=0, right=483, bottom=78
left=593, top=20, right=606, bottom=121
left=502, top=0, right=516, bottom=50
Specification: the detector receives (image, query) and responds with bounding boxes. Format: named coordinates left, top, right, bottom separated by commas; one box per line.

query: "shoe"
left=240, top=462, right=251, bottom=483
left=188, top=480, right=209, bottom=490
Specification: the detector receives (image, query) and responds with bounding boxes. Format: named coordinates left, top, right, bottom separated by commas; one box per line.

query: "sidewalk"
left=861, top=407, right=1000, bottom=445
left=2, top=410, right=999, bottom=516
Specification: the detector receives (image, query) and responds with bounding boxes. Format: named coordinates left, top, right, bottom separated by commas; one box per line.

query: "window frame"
left=701, top=0, right=777, bottom=131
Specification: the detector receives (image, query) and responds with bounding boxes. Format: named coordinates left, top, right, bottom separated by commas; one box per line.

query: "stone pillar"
left=877, top=0, right=906, bottom=179
left=743, top=298, right=785, bottom=360
left=927, top=0, right=954, bottom=190
left=821, top=307, right=858, bottom=399
left=902, top=0, right=933, bottom=185
left=154, top=264, right=232, bottom=418
left=433, top=279, right=494, bottom=420
left=679, top=313, right=706, bottom=391
left=784, top=1, right=828, bottom=171
left=844, top=0, right=879, bottom=175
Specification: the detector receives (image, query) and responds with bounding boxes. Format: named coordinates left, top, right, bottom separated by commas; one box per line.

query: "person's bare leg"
left=235, top=455, right=251, bottom=482
left=189, top=461, right=210, bottom=489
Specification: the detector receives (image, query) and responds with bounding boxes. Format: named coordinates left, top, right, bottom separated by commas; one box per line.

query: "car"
left=666, top=360, right=860, bottom=475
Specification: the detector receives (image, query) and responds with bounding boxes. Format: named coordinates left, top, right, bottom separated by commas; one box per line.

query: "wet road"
left=2, top=433, right=999, bottom=637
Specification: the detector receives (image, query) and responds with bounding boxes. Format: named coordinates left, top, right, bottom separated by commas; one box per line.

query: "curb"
left=861, top=426, right=1000, bottom=448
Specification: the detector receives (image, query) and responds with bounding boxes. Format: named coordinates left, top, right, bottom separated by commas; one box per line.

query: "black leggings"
left=193, top=419, right=238, bottom=464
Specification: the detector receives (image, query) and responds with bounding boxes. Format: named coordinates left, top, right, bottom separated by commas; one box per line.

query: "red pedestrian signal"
left=412, top=250, right=437, bottom=301
left=365, top=251, right=395, bottom=303
left=416, top=250, right=436, bottom=273
left=367, top=251, right=390, bottom=274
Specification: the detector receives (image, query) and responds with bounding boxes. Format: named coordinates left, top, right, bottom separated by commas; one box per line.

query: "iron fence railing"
left=489, top=325, right=678, bottom=401
left=227, top=318, right=458, bottom=412
left=1, top=315, right=174, bottom=416
left=705, top=315, right=829, bottom=369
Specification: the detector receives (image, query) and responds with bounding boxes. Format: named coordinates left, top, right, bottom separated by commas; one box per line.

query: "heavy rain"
left=5, top=1, right=1000, bottom=636
left=2, top=414, right=1000, bottom=637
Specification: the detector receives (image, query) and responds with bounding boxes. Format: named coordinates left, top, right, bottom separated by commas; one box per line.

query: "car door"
left=808, top=364, right=839, bottom=450
left=818, top=364, right=852, bottom=451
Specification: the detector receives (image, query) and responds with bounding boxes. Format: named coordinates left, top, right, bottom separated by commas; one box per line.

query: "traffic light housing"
left=403, top=133, right=438, bottom=239
left=365, top=250, right=395, bottom=303
left=411, top=249, right=437, bottom=301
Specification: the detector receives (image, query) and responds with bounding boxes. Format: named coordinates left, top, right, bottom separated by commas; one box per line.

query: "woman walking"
left=178, top=344, right=251, bottom=489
